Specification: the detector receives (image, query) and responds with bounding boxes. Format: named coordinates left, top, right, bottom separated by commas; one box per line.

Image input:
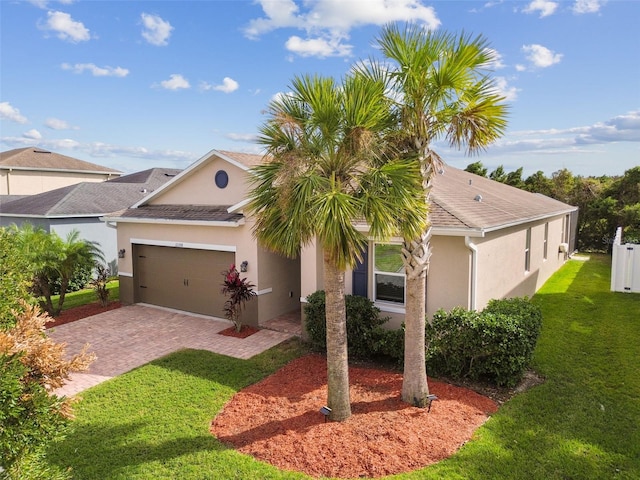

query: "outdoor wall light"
left=118, top=248, right=126, bottom=259
left=319, top=405, right=332, bottom=422
left=240, top=260, right=248, bottom=272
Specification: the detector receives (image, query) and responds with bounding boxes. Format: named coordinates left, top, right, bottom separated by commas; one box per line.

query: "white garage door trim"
left=131, top=237, right=236, bottom=252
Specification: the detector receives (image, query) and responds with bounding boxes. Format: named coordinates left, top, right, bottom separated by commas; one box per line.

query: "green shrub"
left=426, top=298, right=543, bottom=387
left=484, top=296, right=542, bottom=355
left=304, top=291, right=390, bottom=358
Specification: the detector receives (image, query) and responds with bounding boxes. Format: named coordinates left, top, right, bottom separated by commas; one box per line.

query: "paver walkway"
left=48, top=304, right=293, bottom=397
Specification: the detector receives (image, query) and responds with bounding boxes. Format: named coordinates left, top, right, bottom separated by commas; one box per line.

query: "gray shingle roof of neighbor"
left=0, top=147, right=122, bottom=174
left=0, top=168, right=180, bottom=217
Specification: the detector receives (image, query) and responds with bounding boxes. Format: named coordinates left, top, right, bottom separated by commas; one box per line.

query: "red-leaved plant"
left=221, top=264, right=256, bottom=332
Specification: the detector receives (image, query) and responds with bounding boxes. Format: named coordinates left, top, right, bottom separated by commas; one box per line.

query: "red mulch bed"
left=211, top=354, right=499, bottom=478
left=218, top=325, right=260, bottom=338
left=45, top=301, right=121, bottom=328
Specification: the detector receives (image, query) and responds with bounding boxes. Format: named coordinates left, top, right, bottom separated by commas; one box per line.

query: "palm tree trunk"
left=401, top=148, right=437, bottom=406
left=323, top=250, right=351, bottom=421
left=401, top=230, right=431, bottom=405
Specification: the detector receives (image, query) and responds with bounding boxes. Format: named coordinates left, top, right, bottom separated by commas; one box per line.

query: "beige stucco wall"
left=472, top=214, right=569, bottom=309
left=299, top=213, right=571, bottom=332
left=149, top=155, right=247, bottom=206
left=114, top=216, right=301, bottom=324
left=256, top=247, right=301, bottom=322
left=426, top=235, right=471, bottom=319
left=0, top=170, right=116, bottom=195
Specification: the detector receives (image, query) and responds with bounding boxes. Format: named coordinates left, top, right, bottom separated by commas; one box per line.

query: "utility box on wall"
left=611, top=228, right=640, bottom=293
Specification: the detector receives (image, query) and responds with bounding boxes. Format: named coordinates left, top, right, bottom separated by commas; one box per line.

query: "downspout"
left=465, top=236, right=478, bottom=311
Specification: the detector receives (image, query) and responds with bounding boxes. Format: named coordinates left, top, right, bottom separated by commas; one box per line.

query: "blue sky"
left=1, top=0, right=639, bottom=177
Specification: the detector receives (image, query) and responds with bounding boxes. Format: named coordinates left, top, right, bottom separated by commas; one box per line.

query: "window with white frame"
left=525, top=228, right=532, bottom=273
left=374, top=243, right=405, bottom=304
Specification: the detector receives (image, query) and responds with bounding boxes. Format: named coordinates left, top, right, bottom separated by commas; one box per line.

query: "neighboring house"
left=0, top=168, right=180, bottom=272
left=105, top=149, right=578, bottom=329
left=0, top=147, right=121, bottom=195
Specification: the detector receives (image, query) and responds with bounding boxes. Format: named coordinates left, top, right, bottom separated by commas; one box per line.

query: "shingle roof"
left=216, top=150, right=264, bottom=168
left=107, top=152, right=575, bottom=232
left=430, top=166, right=576, bottom=232
left=0, top=168, right=180, bottom=217
left=118, top=204, right=243, bottom=223
left=0, top=147, right=121, bottom=174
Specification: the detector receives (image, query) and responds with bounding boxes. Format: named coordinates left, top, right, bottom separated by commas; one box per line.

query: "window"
left=525, top=228, right=531, bottom=273
left=374, top=244, right=405, bottom=304
left=543, top=222, right=549, bottom=260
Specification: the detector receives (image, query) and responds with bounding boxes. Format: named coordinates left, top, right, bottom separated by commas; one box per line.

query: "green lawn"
left=46, top=255, right=640, bottom=479
left=52, top=280, right=120, bottom=311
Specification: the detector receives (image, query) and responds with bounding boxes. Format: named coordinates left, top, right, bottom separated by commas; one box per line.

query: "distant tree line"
left=464, top=162, right=640, bottom=251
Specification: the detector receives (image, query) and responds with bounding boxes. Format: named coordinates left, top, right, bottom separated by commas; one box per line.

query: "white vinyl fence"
left=611, top=227, right=640, bottom=293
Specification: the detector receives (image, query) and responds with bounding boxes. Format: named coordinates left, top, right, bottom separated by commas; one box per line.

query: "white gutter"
left=465, top=236, right=478, bottom=311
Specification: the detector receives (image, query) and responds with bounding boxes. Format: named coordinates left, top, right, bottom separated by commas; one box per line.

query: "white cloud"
left=522, top=44, right=563, bottom=68
left=200, top=77, right=240, bottom=93
left=575, top=110, right=640, bottom=143
left=42, top=10, right=90, bottom=42
left=157, top=74, right=190, bottom=90
left=523, top=0, right=558, bottom=17
left=0, top=102, right=28, bottom=124
left=285, top=34, right=352, bottom=57
left=22, top=129, right=42, bottom=140
left=493, top=77, right=519, bottom=102
left=61, top=62, right=129, bottom=77
left=225, top=132, right=258, bottom=142
left=572, top=0, right=604, bottom=14
left=28, top=0, right=75, bottom=8
left=45, top=117, right=77, bottom=130
left=245, top=0, right=440, bottom=58
left=484, top=48, right=505, bottom=69
left=141, top=13, right=174, bottom=46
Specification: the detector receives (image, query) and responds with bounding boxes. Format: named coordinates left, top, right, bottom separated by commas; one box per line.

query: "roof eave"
left=0, top=166, right=120, bottom=175
left=101, top=216, right=245, bottom=228
left=481, top=207, right=578, bottom=234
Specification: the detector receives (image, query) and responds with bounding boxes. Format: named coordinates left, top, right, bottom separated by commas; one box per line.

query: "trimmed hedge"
left=426, top=298, right=542, bottom=387
left=304, top=291, right=391, bottom=359
left=305, top=291, right=542, bottom=387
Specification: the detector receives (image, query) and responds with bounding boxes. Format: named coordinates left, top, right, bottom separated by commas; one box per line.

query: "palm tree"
left=371, top=24, right=509, bottom=406
left=15, top=225, right=103, bottom=316
left=247, top=72, right=426, bottom=421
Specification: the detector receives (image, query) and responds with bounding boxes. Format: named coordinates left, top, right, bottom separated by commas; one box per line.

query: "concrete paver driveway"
left=48, top=304, right=293, bottom=397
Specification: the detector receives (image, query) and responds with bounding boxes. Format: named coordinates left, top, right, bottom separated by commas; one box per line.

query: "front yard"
left=46, top=255, right=640, bottom=479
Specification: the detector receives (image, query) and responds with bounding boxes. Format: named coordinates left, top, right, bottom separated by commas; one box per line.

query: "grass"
left=45, top=255, right=640, bottom=479
left=52, top=280, right=120, bottom=311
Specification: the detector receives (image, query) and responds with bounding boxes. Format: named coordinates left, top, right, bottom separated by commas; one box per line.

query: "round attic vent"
left=474, top=194, right=483, bottom=202
left=215, top=170, right=229, bottom=189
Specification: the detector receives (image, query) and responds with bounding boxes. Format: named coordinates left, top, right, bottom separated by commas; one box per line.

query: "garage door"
left=134, top=244, right=234, bottom=317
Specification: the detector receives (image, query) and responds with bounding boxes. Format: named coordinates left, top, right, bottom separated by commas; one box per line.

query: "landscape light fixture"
left=426, top=394, right=438, bottom=413
left=319, top=405, right=332, bottom=422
